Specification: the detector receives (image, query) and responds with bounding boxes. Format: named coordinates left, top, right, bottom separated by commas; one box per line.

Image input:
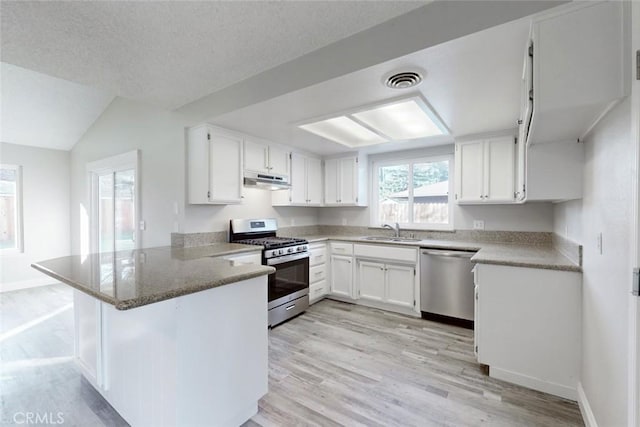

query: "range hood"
left=243, top=171, right=291, bottom=191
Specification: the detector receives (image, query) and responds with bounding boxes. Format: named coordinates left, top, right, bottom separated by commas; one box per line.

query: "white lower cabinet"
left=357, top=261, right=386, bottom=302
left=329, top=254, right=353, bottom=298
left=384, top=264, right=415, bottom=308
left=309, top=243, right=328, bottom=304
left=356, top=260, right=415, bottom=309
left=325, top=241, right=419, bottom=316
left=475, top=263, right=581, bottom=400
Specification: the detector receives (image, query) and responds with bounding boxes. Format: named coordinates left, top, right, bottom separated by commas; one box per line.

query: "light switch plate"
left=139, top=220, right=146, bottom=231
left=473, top=220, right=485, bottom=230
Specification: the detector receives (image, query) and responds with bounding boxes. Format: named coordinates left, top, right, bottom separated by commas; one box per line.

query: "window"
left=0, top=164, right=23, bottom=252
left=372, top=156, right=453, bottom=230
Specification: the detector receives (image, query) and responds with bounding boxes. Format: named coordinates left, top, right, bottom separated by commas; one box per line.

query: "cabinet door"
left=357, top=261, right=385, bottom=302
left=485, top=137, right=515, bottom=202
left=455, top=141, right=485, bottom=203
left=209, top=132, right=243, bottom=203
left=289, top=153, right=307, bottom=204
left=339, top=157, right=357, bottom=204
left=330, top=255, right=352, bottom=298
left=324, top=159, right=339, bottom=204
left=269, top=145, right=290, bottom=177
left=244, top=140, right=269, bottom=173
left=385, top=264, right=415, bottom=308
left=74, top=290, right=100, bottom=385
left=306, top=157, right=323, bottom=205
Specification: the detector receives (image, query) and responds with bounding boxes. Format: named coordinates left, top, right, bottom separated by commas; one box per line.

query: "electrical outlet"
left=597, top=232, right=603, bottom=254
left=473, top=220, right=485, bottom=230
left=342, top=218, right=347, bottom=226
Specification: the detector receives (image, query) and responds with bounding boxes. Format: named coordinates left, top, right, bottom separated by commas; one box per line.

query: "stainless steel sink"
left=363, top=236, right=422, bottom=243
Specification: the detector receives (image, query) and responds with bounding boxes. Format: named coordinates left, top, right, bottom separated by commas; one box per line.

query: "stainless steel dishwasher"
left=420, top=248, right=476, bottom=329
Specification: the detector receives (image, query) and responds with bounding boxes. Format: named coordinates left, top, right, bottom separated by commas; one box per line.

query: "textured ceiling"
left=211, top=17, right=530, bottom=156
left=0, top=63, right=114, bottom=150
left=1, top=1, right=427, bottom=110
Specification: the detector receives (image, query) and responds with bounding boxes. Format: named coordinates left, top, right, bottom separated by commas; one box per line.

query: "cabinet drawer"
left=309, top=280, right=327, bottom=303
left=310, top=264, right=326, bottom=284
left=330, top=242, right=353, bottom=255
left=309, top=248, right=327, bottom=266
left=353, top=244, right=417, bottom=263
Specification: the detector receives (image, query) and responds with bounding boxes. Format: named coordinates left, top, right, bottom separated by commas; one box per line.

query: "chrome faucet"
left=382, top=222, right=401, bottom=237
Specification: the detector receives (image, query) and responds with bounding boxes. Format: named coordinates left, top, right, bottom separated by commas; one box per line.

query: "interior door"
left=357, top=260, right=385, bottom=301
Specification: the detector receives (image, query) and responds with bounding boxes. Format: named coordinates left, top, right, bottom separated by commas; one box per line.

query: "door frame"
left=630, top=1, right=640, bottom=425
left=86, top=150, right=140, bottom=255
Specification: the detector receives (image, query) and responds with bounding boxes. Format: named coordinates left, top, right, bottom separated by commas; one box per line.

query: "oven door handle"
left=266, top=252, right=310, bottom=265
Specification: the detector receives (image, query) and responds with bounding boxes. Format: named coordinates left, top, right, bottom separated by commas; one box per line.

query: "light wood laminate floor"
left=247, top=299, right=584, bottom=427
left=1, top=285, right=583, bottom=426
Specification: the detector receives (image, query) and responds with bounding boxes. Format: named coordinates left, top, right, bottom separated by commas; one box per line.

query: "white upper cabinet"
left=272, top=153, right=323, bottom=206
left=244, top=139, right=290, bottom=178
left=323, top=155, right=367, bottom=206
left=455, top=137, right=516, bottom=204
left=526, top=1, right=625, bottom=145
left=187, top=125, right=243, bottom=204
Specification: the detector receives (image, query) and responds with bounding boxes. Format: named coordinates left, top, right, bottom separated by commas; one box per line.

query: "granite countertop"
left=32, top=245, right=273, bottom=310
left=303, top=235, right=581, bottom=272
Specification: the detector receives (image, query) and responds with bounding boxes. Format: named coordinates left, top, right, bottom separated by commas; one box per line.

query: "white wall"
left=319, top=145, right=555, bottom=232
left=553, top=98, right=632, bottom=427
left=0, top=143, right=70, bottom=290
left=70, top=97, right=319, bottom=254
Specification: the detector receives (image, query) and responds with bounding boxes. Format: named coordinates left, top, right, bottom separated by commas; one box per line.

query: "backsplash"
left=172, top=225, right=553, bottom=247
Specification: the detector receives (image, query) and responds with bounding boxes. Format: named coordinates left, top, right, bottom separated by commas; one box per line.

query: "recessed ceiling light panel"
left=299, top=116, right=387, bottom=147
left=352, top=99, right=445, bottom=140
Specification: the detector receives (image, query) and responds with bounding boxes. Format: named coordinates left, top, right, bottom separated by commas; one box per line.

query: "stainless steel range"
left=229, top=218, right=309, bottom=327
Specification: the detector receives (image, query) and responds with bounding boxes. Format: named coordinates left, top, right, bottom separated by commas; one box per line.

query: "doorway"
left=87, top=151, right=139, bottom=255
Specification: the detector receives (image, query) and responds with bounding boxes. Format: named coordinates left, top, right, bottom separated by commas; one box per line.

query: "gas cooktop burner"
left=235, top=236, right=308, bottom=250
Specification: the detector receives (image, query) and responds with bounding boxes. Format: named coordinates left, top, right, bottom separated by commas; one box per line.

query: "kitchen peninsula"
left=32, top=244, right=273, bottom=427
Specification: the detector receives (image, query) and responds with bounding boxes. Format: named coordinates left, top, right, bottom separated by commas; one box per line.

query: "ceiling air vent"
left=385, top=71, right=423, bottom=89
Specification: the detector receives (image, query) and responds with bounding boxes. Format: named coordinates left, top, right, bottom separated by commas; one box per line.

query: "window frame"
left=0, top=164, right=24, bottom=253
left=370, top=154, right=454, bottom=231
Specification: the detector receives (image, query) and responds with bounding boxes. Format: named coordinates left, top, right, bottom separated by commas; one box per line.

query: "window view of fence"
left=377, top=159, right=450, bottom=227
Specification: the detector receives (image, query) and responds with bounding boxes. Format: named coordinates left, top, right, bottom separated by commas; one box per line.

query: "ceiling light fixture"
left=297, top=95, right=448, bottom=149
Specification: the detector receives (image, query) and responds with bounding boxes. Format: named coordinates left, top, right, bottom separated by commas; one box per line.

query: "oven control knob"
left=271, top=250, right=278, bottom=257
left=287, top=248, right=294, bottom=253
left=278, top=249, right=284, bottom=255
left=296, top=246, right=302, bottom=252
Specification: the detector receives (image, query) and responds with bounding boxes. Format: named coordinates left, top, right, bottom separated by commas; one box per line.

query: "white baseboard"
left=577, top=382, right=598, bottom=427
left=489, top=367, right=577, bottom=401
left=0, top=278, right=59, bottom=293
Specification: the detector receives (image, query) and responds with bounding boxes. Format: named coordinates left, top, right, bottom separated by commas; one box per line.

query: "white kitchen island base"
left=74, top=276, right=268, bottom=427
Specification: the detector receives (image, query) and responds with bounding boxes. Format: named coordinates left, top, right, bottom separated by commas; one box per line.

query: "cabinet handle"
left=264, top=148, right=269, bottom=169
left=314, top=271, right=323, bottom=276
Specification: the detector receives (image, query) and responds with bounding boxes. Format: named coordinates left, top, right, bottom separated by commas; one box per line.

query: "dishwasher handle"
left=421, top=249, right=476, bottom=258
